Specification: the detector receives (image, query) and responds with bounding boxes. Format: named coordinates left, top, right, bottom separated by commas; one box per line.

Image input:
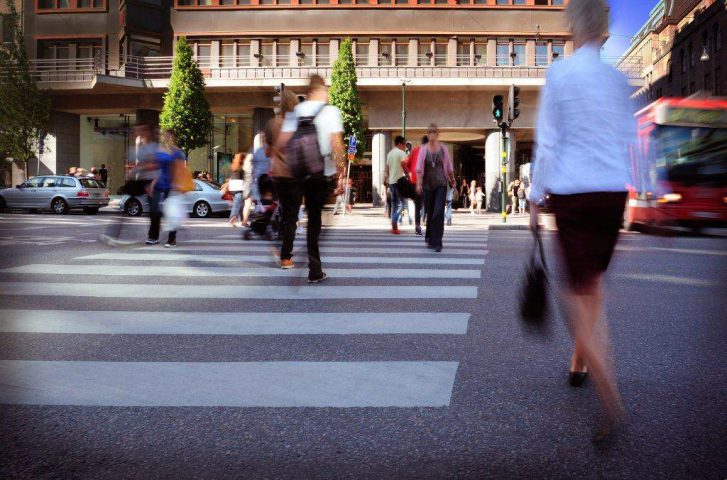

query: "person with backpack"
left=277, top=74, right=345, bottom=283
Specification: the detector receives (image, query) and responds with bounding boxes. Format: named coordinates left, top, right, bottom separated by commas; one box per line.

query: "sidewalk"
left=327, top=204, right=537, bottom=230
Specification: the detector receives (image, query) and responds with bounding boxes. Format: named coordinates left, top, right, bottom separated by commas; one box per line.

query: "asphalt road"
left=0, top=211, right=725, bottom=479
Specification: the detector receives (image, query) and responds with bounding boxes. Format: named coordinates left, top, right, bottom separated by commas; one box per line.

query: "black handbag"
left=519, top=228, right=550, bottom=335
left=396, top=176, right=415, bottom=199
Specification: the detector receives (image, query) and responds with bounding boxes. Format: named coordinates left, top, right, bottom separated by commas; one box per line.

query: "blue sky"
left=601, top=0, right=660, bottom=59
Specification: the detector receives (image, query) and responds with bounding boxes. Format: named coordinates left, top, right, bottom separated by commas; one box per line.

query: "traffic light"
left=492, top=95, right=504, bottom=122
left=508, top=84, right=520, bottom=123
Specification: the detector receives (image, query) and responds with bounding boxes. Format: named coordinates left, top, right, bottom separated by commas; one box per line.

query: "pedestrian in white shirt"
left=528, top=0, right=637, bottom=442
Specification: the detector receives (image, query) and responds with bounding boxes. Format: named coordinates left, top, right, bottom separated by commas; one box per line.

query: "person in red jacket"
left=403, top=135, right=427, bottom=236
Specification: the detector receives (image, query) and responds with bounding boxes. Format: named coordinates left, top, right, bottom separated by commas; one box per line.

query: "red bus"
left=625, top=97, right=727, bottom=231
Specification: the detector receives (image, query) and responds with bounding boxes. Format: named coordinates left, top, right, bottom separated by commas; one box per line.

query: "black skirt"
left=550, top=191, right=627, bottom=293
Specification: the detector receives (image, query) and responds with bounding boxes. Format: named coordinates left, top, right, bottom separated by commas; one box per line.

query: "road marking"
left=616, top=273, right=720, bottom=287
left=2, top=264, right=481, bottom=279
left=0, top=282, right=478, bottom=299
left=141, top=245, right=487, bottom=256
left=203, top=239, right=485, bottom=248
left=78, top=253, right=486, bottom=265
left=616, top=245, right=727, bottom=256
left=0, top=310, right=470, bottom=335
left=0, top=360, right=459, bottom=407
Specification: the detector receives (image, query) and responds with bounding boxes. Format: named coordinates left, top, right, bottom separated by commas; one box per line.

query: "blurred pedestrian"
left=88, top=167, right=98, bottom=178
left=529, top=0, right=636, bottom=441
left=469, top=180, right=477, bottom=215
left=518, top=181, right=527, bottom=214
left=404, top=135, right=428, bottom=236
left=241, top=152, right=254, bottom=226
left=416, top=123, right=455, bottom=252
left=460, top=178, right=469, bottom=210
left=148, top=129, right=187, bottom=248
left=475, top=186, right=484, bottom=214
left=345, top=178, right=356, bottom=214
left=277, top=74, right=345, bottom=282
left=227, top=152, right=245, bottom=227
left=99, top=164, right=108, bottom=186
left=445, top=184, right=454, bottom=226
left=251, top=137, right=271, bottom=209
left=509, top=179, right=521, bottom=215
left=385, top=135, right=407, bottom=234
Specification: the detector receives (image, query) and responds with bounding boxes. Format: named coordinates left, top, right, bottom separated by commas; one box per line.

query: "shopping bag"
left=519, top=228, right=550, bottom=336
left=174, top=161, right=195, bottom=193
left=163, top=194, right=187, bottom=231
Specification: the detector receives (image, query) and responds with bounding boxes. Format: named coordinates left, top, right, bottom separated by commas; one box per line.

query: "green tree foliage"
left=0, top=0, right=50, bottom=178
left=329, top=38, right=365, bottom=157
left=159, top=37, right=212, bottom=156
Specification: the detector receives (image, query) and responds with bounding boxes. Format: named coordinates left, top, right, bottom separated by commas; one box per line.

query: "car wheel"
left=51, top=197, right=69, bottom=215
left=83, top=207, right=99, bottom=215
left=193, top=201, right=211, bottom=218
left=125, top=198, right=142, bottom=217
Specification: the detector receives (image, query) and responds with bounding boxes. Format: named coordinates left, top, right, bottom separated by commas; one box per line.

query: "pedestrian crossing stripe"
left=0, top=282, right=479, bottom=299
left=1, top=264, right=481, bottom=279
left=78, top=253, right=487, bottom=265
left=0, top=360, right=459, bottom=407
left=202, top=239, right=486, bottom=248
left=143, top=245, right=487, bottom=256
left=0, top=310, right=470, bottom=335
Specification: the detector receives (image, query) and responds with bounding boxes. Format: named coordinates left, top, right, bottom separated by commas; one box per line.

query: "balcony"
left=29, top=54, right=644, bottom=90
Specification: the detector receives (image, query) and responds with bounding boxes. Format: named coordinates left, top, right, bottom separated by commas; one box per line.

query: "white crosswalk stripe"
left=0, top=227, right=487, bottom=408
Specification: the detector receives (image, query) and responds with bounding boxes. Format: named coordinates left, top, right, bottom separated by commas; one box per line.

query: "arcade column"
left=371, top=132, right=389, bottom=207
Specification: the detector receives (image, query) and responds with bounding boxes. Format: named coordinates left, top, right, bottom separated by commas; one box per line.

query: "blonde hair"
left=566, top=0, right=610, bottom=45
left=281, top=89, right=299, bottom=114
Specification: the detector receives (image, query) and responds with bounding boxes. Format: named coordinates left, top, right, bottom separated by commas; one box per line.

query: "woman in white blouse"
left=529, top=0, right=637, bottom=441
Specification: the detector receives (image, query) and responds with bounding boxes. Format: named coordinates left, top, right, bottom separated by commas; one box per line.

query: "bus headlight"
left=657, top=193, right=682, bottom=204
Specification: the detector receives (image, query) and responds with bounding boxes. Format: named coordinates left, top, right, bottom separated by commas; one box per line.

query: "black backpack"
left=286, top=104, right=327, bottom=180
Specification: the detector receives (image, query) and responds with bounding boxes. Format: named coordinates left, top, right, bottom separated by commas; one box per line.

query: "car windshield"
left=79, top=178, right=104, bottom=189
left=654, top=125, right=727, bottom=186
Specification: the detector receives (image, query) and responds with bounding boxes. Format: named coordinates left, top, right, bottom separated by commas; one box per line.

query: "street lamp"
left=400, top=78, right=412, bottom=140
left=700, top=46, right=709, bottom=62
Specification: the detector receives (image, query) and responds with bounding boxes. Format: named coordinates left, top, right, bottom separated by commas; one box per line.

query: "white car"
left=119, top=179, right=232, bottom=218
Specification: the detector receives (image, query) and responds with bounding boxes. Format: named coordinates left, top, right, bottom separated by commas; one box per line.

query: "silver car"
left=0, top=175, right=109, bottom=214
left=119, top=179, right=232, bottom=218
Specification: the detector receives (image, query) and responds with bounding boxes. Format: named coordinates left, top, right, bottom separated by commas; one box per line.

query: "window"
left=513, top=0, right=526, bottom=4
left=418, top=42, right=432, bottom=66
left=79, top=178, right=103, bottom=188
left=380, top=42, right=393, bottom=66
left=395, top=41, right=408, bottom=65
left=60, top=178, right=77, bottom=188
left=552, top=43, right=564, bottom=61
left=395, top=0, right=408, bottom=4
left=130, top=39, right=160, bottom=57
left=300, top=42, right=313, bottom=66
left=195, top=43, right=211, bottom=67
left=237, top=43, right=251, bottom=66
left=339, top=0, right=354, bottom=4
left=474, top=0, right=487, bottom=3
left=299, top=0, right=314, bottom=3
left=259, top=0, right=274, bottom=5
left=318, top=0, right=330, bottom=4
left=496, top=42, right=509, bottom=66
left=551, top=0, right=564, bottom=4
left=512, top=43, right=525, bottom=66
left=434, top=42, right=447, bottom=66
left=1, top=14, right=16, bottom=44
left=456, top=42, right=470, bottom=66
left=474, top=42, right=486, bottom=66
left=37, top=0, right=105, bottom=10
left=355, top=41, right=369, bottom=65
left=220, top=42, right=234, bottom=67
left=496, top=0, right=509, bottom=4
left=219, top=0, right=236, bottom=4
left=535, top=43, right=547, bottom=66
left=41, top=177, right=58, bottom=188
left=260, top=43, right=274, bottom=66
left=277, top=42, right=290, bottom=66
left=534, top=0, right=548, bottom=5
left=23, top=177, right=44, bottom=188
left=715, top=23, right=722, bottom=52
left=317, top=42, right=330, bottom=66
left=38, top=39, right=102, bottom=69
left=434, top=0, right=448, bottom=4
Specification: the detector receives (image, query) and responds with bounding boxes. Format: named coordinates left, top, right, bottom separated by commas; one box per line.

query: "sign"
left=348, top=135, right=357, bottom=154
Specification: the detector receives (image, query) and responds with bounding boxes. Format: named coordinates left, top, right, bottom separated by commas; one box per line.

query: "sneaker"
left=435, top=246, right=442, bottom=252
left=164, top=242, right=176, bottom=248
left=391, top=228, right=401, bottom=235
left=280, top=259, right=294, bottom=269
left=145, top=239, right=159, bottom=245
left=415, top=227, right=423, bottom=236
left=307, top=272, right=328, bottom=284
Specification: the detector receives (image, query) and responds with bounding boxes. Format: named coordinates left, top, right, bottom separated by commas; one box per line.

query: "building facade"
left=620, top=0, right=726, bottom=108
left=3, top=0, right=641, bottom=207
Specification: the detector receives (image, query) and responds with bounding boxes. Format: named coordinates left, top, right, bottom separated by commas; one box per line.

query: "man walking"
left=384, top=135, right=407, bottom=235
left=277, top=74, right=345, bottom=283
left=404, top=136, right=427, bottom=236
left=98, top=164, right=109, bottom=186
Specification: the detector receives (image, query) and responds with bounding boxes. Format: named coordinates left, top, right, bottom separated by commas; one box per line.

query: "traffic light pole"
left=500, top=122, right=508, bottom=224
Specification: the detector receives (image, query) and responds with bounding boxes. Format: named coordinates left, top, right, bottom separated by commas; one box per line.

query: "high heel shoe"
left=568, top=369, right=588, bottom=387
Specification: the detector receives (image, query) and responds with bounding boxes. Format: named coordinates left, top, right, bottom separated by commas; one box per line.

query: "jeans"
left=230, top=192, right=244, bottom=219
left=332, top=194, right=345, bottom=215
left=445, top=199, right=453, bottom=224
left=424, top=185, right=447, bottom=248
left=276, top=177, right=328, bottom=279
left=389, top=185, right=403, bottom=228
left=148, top=188, right=173, bottom=241
left=519, top=198, right=527, bottom=213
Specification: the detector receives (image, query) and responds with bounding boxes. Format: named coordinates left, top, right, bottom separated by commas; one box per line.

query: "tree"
left=159, top=37, right=213, bottom=156
left=0, top=0, right=50, bottom=181
left=329, top=38, right=365, bottom=157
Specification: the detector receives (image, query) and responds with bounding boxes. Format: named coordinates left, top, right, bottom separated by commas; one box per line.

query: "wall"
left=34, top=111, right=80, bottom=177
left=79, top=115, right=130, bottom=194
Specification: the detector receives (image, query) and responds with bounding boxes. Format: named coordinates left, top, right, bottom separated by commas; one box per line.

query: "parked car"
left=0, top=175, right=109, bottom=214
left=119, top=179, right=232, bottom=218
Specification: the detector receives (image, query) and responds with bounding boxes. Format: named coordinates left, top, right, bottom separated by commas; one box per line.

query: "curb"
left=488, top=224, right=530, bottom=230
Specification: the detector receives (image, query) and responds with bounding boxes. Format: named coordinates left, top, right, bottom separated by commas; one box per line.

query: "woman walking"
left=468, top=180, right=477, bottom=215
left=227, top=153, right=245, bottom=227
left=529, top=0, right=636, bottom=441
left=415, top=123, right=455, bottom=253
